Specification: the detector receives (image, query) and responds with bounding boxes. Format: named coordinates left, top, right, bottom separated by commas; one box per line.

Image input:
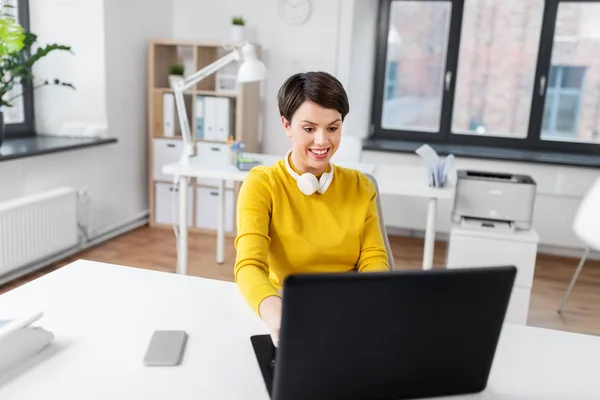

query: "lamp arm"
left=179, top=50, right=240, bottom=92
left=173, top=48, right=241, bottom=164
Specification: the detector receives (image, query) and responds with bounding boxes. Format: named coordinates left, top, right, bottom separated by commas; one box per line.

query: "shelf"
left=152, top=88, right=237, bottom=98
left=153, top=135, right=182, bottom=140
left=196, top=90, right=237, bottom=98
left=149, top=39, right=262, bottom=229
left=153, top=87, right=193, bottom=94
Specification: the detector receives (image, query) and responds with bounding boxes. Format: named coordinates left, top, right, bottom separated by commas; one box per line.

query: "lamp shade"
left=237, top=43, right=266, bottom=83
left=573, top=176, right=600, bottom=250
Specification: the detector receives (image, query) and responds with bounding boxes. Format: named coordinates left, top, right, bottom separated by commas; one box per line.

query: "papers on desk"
left=415, top=144, right=455, bottom=188
left=0, top=312, right=54, bottom=373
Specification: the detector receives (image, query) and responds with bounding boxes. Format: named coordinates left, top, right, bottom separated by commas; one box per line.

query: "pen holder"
left=230, top=149, right=241, bottom=165
left=428, top=166, right=448, bottom=188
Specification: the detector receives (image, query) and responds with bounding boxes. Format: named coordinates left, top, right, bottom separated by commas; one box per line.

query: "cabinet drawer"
left=154, top=182, right=193, bottom=226
left=195, top=187, right=235, bottom=232
left=195, top=142, right=234, bottom=188
left=153, top=138, right=183, bottom=182
left=446, top=232, right=537, bottom=288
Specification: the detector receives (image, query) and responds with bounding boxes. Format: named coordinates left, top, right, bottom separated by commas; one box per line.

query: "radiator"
left=0, top=187, right=79, bottom=276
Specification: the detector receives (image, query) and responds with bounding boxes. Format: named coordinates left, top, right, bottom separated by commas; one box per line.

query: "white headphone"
left=284, top=149, right=334, bottom=196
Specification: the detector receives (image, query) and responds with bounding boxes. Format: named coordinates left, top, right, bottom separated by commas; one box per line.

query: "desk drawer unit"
left=446, top=225, right=539, bottom=325
left=195, top=187, right=235, bottom=232
left=153, top=138, right=183, bottom=182
left=154, top=182, right=193, bottom=226
left=195, top=142, right=234, bottom=189
left=446, top=233, right=537, bottom=288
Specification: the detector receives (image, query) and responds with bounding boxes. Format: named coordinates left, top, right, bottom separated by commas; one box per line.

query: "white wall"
left=101, top=0, right=173, bottom=230
left=172, top=0, right=343, bottom=156
left=341, top=0, right=379, bottom=139
left=30, top=0, right=107, bottom=134
left=0, top=0, right=172, bottom=236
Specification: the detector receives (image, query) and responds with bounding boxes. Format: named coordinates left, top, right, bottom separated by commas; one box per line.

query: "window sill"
left=0, top=135, right=118, bottom=162
left=362, top=139, right=600, bottom=168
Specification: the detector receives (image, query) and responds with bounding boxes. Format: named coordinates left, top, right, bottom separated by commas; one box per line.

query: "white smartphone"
left=143, top=330, right=188, bottom=366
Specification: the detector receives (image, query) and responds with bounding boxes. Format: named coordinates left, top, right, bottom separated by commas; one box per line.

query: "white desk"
left=1, top=260, right=599, bottom=399
left=162, top=154, right=453, bottom=274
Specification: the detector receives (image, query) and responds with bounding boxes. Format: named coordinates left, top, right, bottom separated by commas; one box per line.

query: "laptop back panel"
left=271, top=266, right=516, bottom=400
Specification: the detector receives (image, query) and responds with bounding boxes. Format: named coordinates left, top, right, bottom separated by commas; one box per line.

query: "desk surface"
left=1, top=260, right=598, bottom=399
left=162, top=153, right=454, bottom=199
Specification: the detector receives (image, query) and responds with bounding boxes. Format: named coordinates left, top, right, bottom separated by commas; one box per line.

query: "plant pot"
left=168, top=74, right=184, bottom=89
left=231, top=25, right=245, bottom=42
left=0, top=111, right=5, bottom=150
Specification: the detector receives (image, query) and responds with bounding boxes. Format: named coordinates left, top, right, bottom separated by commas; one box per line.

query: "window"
left=372, top=0, right=600, bottom=155
left=4, top=0, right=34, bottom=137
left=543, top=66, right=585, bottom=138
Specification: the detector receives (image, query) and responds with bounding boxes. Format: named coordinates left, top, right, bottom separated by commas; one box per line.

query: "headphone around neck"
left=284, top=149, right=334, bottom=196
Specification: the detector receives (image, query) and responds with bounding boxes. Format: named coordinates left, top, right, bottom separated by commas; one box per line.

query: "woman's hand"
left=259, top=295, right=283, bottom=347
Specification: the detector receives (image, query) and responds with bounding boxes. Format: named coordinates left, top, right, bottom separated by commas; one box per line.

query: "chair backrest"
left=331, top=135, right=363, bottom=163
left=364, top=173, right=395, bottom=270
left=574, top=175, right=600, bottom=251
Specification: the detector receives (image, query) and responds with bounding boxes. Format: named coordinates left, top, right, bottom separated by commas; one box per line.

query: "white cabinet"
left=153, top=138, right=183, bottom=182
left=195, top=142, right=234, bottom=189
left=196, top=187, right=235, bottom=232
left=446, top=224, right=539, bottom=325
left=154, top=182, right=193, bottom=226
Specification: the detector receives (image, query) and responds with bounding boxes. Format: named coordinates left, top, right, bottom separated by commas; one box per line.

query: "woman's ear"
left=281, top=116, right=292, bottom=138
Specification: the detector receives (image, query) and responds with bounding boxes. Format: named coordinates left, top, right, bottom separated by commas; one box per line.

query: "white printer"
left=451, top=170, right=536, bottom=230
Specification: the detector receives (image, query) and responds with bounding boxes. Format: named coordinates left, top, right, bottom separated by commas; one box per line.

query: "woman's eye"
left=328, top=127, right=338, bottom=132
left=304, top=127, right=314, bottom=133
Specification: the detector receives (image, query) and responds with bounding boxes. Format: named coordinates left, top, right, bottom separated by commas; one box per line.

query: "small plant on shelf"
left=232, top=16, right=245, bottom=26
left=231, top=16, right=245, bottom=42
left=168, top=63, right=184, bottom=89
left=169, top=63, right=184, bottom=76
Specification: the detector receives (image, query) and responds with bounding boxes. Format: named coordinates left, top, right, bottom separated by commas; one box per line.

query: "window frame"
left=5, top=0, right=35, bottom=138
left=370, top=0, right=600, bottom=156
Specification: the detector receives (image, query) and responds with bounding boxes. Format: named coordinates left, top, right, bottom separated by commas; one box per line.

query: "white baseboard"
left=0, top=211, right=150, bottom=287
left=385, top=226, right=600, bottom=261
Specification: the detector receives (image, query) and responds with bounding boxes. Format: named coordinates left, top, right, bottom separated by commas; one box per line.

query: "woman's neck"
left=290, top=151, right=326, bottom=176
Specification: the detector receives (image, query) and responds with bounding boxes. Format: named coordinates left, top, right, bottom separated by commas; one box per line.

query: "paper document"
left=415, top=144, right=455, bottom=188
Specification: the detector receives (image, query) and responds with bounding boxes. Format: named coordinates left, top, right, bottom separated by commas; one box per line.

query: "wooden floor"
left=2, top=226, right=599, bottom=336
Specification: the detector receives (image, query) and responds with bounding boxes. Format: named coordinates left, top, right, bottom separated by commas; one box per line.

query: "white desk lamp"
left=171, top=41, right=266, bottom=165
left=558, top=175, right=600, bottom=313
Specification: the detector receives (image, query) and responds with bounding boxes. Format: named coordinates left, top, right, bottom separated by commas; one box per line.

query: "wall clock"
left=279, top=0, right=311, bottom=26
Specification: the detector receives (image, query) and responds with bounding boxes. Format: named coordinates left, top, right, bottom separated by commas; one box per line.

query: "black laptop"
left=251, top=266, right=516, bottom=400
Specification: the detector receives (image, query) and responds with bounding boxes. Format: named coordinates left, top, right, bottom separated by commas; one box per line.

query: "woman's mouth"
left=308, top=148, right=330, bottom=159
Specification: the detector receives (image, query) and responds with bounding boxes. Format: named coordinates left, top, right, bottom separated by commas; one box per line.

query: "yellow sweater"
left=234, top=158, right=390, bottom=315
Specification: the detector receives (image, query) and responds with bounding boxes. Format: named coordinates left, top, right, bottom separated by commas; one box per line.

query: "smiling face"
left=283, top=101, right=342, bottom=175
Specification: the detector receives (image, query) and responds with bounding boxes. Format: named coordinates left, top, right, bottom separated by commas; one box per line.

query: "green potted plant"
left=231, top=16, right=245, bottom=42
left=0, top=5, right=74, bottom=148
left=168, top=63, right=185, bottom=89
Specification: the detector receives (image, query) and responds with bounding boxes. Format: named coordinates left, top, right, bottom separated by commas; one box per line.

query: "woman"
left=234, top=71, right=390, bottom=346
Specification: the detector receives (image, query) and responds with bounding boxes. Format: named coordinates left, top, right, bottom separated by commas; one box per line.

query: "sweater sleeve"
left=234, top=168, right=281, bottom=315
left=356, top=178, right=391, bottom=273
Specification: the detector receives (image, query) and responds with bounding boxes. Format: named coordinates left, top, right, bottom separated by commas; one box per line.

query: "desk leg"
left=217, top=179, right=225, bottom=264
left=423, top=198, right=437, bottom=270
left=178, top=176, right=188, bottom=275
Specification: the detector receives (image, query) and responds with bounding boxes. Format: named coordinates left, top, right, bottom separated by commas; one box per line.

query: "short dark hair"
left=277, top=71, right=350, bottom=122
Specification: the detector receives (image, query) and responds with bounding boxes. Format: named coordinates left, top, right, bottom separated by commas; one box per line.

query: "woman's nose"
left=314, top=129, right=328, bottom=146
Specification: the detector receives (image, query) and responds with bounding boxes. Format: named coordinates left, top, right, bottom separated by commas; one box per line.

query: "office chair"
left=364, top=173, right=395, bottom=271
left=557, top=176, right=600, bottom=313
